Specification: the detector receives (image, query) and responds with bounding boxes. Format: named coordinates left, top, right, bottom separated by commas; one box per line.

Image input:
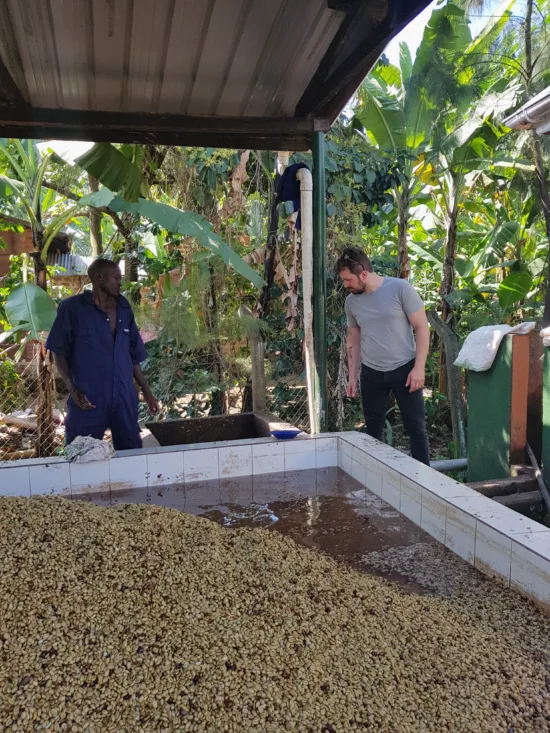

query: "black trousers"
left=360, top=360, right=430, bottom=465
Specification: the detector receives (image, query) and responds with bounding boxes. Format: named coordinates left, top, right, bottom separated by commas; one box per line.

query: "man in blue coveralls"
left=46, top=259, right=159, bottom=450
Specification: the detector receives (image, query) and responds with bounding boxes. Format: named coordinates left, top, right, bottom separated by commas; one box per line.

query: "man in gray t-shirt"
left=336, top=247, right=430, bottom=465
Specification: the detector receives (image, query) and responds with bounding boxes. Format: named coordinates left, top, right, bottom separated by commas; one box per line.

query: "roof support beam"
left=296, top=0, right=432, bottom=121
left=0, top=106, right=330, bottom=151
left=0, top=57, right=27, bottom=108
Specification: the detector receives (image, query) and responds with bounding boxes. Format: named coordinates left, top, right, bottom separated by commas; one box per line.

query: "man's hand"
left=70, top=387, right=95, bottom=411
left=406, top=365, right=425, bottom=393
left=346, top=380, right=358, bottom=398
left=143, top=388, right=160, bottom=414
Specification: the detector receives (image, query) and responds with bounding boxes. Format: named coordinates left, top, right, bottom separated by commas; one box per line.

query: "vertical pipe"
left=313, top=131, right=328, bottom=432
left=297, top=168, right=317, bottom=434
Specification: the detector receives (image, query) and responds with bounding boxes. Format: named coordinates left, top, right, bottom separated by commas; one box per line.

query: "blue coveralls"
left=46, top=291, right=148, bottom=450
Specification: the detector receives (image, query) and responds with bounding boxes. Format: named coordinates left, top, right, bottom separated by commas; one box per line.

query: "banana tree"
left=353, top=43, right=432, bottom=278
left=0, top=139, right=83, bottom=289
left=80, top=188, right=266, bottom=289
left=425, top=88, right=518, bottom=324
left=0, top=283, right=58, bottom=457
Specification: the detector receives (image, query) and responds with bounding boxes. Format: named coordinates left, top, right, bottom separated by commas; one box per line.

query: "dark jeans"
left=360, top=360, right=430, bottom=465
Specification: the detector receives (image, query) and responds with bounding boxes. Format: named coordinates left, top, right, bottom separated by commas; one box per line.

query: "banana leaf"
left=3, top=284, right=57, bottom=342
left=75, top=143, right=144, bottom=202
left=80, top=189, right=266, bottom=289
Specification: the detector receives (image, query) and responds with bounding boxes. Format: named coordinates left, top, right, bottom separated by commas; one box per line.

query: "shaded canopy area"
left=0, top=0, right=430, bottom=150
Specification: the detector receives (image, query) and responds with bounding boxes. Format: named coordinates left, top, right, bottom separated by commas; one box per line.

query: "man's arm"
left=406, top=307, right=430, bottom=392
left=133, top=364, right=160, bottom=414
left=52, top=353, right=95, bottom=410
left=346, top=327, right=361, bottom=398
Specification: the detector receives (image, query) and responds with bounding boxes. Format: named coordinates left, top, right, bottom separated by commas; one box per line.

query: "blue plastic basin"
left=270, top=429, right=302, bottom=441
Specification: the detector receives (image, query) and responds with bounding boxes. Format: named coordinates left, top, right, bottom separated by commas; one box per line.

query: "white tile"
left=184, top=448, right=219, bottom=482
left=337, top=431, right=380, bottom=451
left=382, top=467, right=401, bottom=511
left=315, top=437, right=337, bottom=452
left=109, top=454, right=148, bottom=490
left=365, top=456, right=383, bottom=496
left=252, top=441, right=284, bottom=459
left=351, top=446, right=368, bottom=467
left=367, top=455, right=385, bottom=478
left=398, top=463, right=473, bottom=500
left=420, top=490, right=447, bottom=544
left=511, top=538, right=550, bottom=606
left=340, top=452, right=352, bottom=477
left=511, top=531, right=550, bottom=560
left=474, top=523, right=511, bottom=586
left=316, top=449, right=337, bottom=469
left=285, top=451, right=317, bottom=472
left=445, top=504, right=476, bottom=564
left=147, top=451, right=184, bottom=487
left=70, top=460, right=110, bottom=494
left=400, top=477, right=422, bottom=525
left=449, top=494, right=544, bottom=536
left=0, top=466, right=30, bottom=497
left=341, top=440, right=353, bottom=457
left=219, top=445, right=253, bottom=478
left=351, top=458, right=365, bottom=485
left=253, top=454, right=283, bottom=476
left=29, top=461, right=71, bottom=495
left=284, top=439, right=316, bottom=455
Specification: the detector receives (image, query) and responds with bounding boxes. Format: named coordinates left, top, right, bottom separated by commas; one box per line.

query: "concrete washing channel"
left=1, top=430, right=550, bottom=609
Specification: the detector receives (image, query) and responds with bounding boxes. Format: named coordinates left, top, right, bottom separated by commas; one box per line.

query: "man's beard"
left=348, top=285, right=366, bottom=295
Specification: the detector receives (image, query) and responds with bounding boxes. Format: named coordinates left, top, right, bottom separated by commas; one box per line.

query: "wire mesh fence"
left=0, top=343, right=64, bottom=460
left=0, top=328, right=312, bottom=463
left=264, top=337, right=309, bottom=433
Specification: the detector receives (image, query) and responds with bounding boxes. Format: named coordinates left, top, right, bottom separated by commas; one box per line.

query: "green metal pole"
left=313, top=131, right=328, bottom=433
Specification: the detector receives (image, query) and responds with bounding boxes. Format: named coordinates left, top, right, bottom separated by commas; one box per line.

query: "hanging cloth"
left=276, top=162, right=310, bottom=231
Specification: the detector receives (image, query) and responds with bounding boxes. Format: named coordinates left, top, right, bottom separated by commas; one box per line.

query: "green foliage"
left=81, top=189, right=266, bottom=289
left=0, top=357, right=24, bottom=414
left=75, top=143, right=145, bottom=202
left=2, top=284, right=57, bottom=344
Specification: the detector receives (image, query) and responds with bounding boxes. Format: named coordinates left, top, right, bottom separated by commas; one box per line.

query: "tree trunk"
left=439, top=176, right=460, bottom=395
left=532, top=133, right=550, bottom=326
left=524, top=0, right=550, bottom=325
left=88, top=174, right=103, bottom=257
left=256, top=169, right=280, bottom=317
left=124, top=238, right=139, bottom=282
left=31, top=227, right=48, bottom=291
left=396, top=190, right=410, bottom=279
left=440, top=214, right=458, bottom=326
left=428, top=311, right=467, bottom=458
left=31, top=223, right=55, bottom=457
left=35, top=344, right=55, bottom=458
left=205, top=265, right=227, bottom=415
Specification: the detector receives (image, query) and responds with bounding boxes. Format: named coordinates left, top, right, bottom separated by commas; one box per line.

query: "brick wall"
left=0, top=229, right=33, bottom=276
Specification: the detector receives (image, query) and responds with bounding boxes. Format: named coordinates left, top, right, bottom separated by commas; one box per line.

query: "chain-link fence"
left=0, top=343, right=64, bottom=460
left=264, top=337, right=309, bottom=433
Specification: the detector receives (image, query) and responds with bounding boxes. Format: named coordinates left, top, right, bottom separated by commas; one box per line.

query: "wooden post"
left=542, top=348, right=550, bottom=489
left=510, top=334, right=530, bottom=465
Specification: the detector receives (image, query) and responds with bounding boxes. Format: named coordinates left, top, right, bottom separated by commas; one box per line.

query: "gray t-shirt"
left=345, top=277, right=424, bottom=372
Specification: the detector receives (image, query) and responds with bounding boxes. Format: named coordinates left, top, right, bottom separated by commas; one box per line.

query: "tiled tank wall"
left=1, top=430, right=550, bottom=610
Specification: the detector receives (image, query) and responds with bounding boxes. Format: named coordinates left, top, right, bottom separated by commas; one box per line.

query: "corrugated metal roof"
left=0, top=0, right=342, bottom=117
left=46, top=253, right=92, bottom=276
left=0, top=0, right=432, bottom=148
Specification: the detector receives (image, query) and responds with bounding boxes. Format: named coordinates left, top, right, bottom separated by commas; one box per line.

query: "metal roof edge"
left=504, top=85, right=550, bottom=130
